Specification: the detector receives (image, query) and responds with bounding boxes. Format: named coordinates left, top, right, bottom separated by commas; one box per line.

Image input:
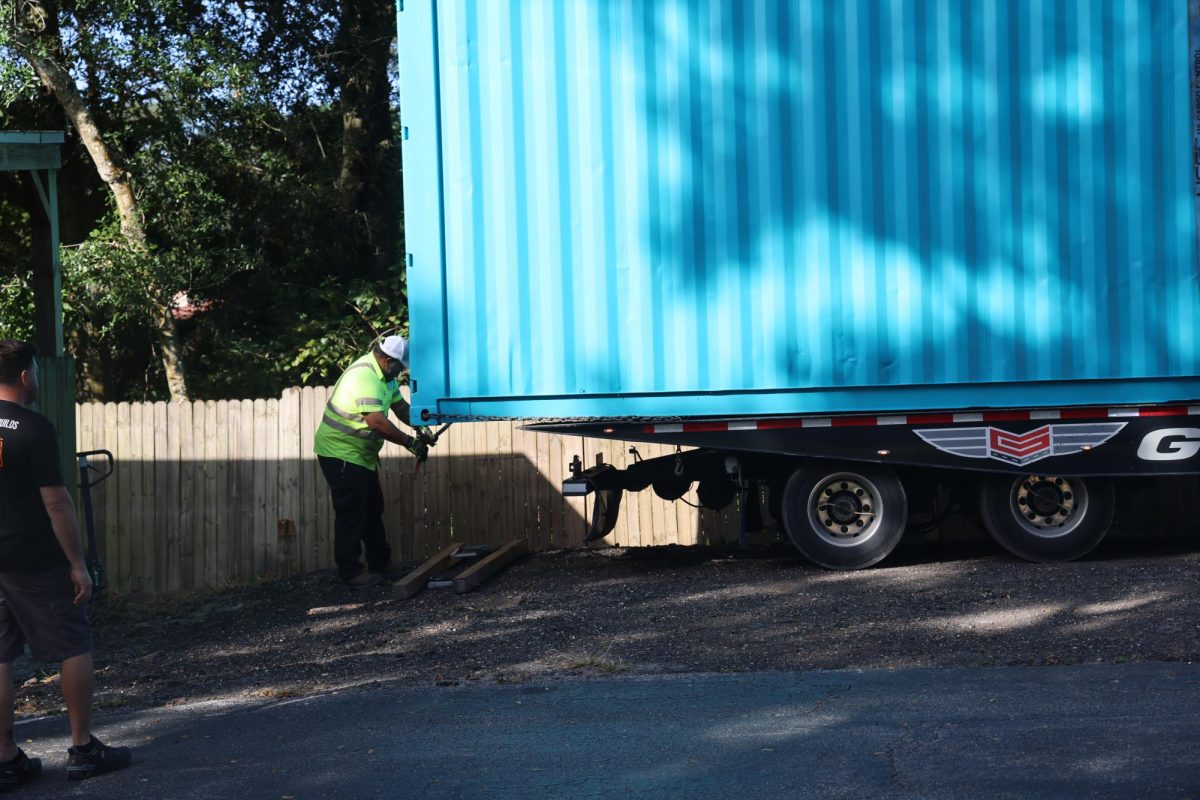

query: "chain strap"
left=421, top=414, right=689, bottom=425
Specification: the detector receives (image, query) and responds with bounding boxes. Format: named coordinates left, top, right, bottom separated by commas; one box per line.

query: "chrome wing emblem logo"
left=914, top=423, right=1126, bottom=466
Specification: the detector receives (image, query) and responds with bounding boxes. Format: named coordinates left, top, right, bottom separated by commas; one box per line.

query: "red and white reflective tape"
left=641, top=406, right=1200, bottom=435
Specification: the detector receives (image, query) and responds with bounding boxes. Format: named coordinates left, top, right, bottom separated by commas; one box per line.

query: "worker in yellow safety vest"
left=314, top=335, right=435, bottom=588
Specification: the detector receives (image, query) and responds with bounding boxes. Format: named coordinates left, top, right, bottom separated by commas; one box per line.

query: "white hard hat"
left=380, top=335, right=408, bottom=366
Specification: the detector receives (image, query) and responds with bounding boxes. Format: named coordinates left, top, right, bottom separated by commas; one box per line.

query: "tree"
left=3, top=0, right=190, bottom=398
left=1, top=0, right=408, bottom=401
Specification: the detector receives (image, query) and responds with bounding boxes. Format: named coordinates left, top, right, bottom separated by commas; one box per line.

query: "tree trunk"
left=11, top=2, right=190, bottom=400
left=335, top=0, right=400, bottom=276
left=149, top=303, right=188, bottom=401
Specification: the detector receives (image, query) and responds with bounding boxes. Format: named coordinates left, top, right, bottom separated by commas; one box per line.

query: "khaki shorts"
left=0, top=566, right=93, bottom=662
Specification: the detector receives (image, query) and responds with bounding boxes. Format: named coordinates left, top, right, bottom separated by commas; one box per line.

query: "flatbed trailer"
left=531, top=403, right=1200, bottom=567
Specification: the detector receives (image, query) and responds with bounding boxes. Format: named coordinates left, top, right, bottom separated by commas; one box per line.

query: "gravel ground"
left=11, top=530, right=1200, bottom=719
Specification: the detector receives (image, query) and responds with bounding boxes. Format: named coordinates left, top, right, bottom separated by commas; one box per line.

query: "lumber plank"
left=155, top=401, right=173, bottom=593
left=262, top=398, right=279, bottom=575
left=484, top=422, right=502, bottom=548
left=394, top=543, right=461, bottom=600
left=252, top=398, right=268, bottom=577
left=115, top=402, right=132, bottom=594
left=453, top=540, right=526, bottom=594
left=431, top=421, right=453, bottom=557
left=511, top=423, right=533, bottom=552
left=277, top=388, right=301, bottom=577
left=140, top=402, right=156, bottom=592
left=297, top=387, right=317, bottom=571
left=496, top=420, right=514, bottom=544
left=535, top=429, right=551, bottom=551
left=617, top=437, right=640, bottom=548
left=177, top=401, right=195, bottom=591
left=102, top=403, right=120, bottom=589
left=312, top=387, right=333, bottom=569
left=238, top=399, right=256, bottom=582
left=125, top=401, right=143, bottom=593
left=549, top=433, right=565, bottom=546
left=203, top=400, right=220, bottom=588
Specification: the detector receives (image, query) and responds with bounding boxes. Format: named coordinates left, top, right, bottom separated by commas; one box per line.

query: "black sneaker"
left=0, top=749, right=41, bottom=791
left=67, top=736, right=131, bottom=781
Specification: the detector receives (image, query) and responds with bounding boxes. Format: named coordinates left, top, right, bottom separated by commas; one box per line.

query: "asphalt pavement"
left=7, top=661, right=1200, bottom=799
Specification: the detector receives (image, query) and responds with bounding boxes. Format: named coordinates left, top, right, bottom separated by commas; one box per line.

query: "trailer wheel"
left=781, top=465, right=907, bottom=569
left=979, top=475, right=1114, bottom=563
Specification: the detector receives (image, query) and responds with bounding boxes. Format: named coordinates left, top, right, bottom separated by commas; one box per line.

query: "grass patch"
left=556, top=643, right=628, bottom=675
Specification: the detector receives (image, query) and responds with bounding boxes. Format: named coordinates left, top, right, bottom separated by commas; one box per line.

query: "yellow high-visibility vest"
left=313, top=352, right=402, bottom=470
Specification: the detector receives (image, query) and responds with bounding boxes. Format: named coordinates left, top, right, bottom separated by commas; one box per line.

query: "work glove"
left=406, top=437, right=430, bottom=463
left=416, top=426, right=439, bottom=447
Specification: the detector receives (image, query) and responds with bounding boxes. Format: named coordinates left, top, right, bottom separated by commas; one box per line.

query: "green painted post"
left=26, top=167, right=64, bottom=356
left=48, top=168, right=62, bottom=356
left=4, top=132, right=73, bottom=498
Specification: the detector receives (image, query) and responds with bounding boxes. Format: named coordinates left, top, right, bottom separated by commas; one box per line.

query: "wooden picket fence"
left=74, top=387, right=752, bottom=595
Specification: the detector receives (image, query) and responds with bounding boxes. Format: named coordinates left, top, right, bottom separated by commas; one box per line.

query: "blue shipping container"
left=398, top=0, right=1200, bottom=423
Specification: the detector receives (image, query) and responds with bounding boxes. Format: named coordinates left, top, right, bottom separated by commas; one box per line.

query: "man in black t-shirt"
left=0, top=341, right=130, bottom=786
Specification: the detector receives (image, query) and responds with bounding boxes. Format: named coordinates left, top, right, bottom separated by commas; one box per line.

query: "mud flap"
left=585, top=487, right=624, bottom=542
left=565, top=462, right=626, bottom=543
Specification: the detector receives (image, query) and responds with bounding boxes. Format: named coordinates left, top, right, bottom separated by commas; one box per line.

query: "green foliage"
left=63, top=218, right=162, bottom=318
left=287, top=270, right=409, bottom=385
left=0, top=0, right=41, bottom=122
left=0, top=195, right=32, bottom=339
left=0, top=64, right=37, bottom=124
left=0, top=0, right=403, bottom=400
left=0, top=274, right=34, bottom=341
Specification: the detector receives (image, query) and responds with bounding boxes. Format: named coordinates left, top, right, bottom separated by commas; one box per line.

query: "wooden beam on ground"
left=395, top=543, right=461, bottom=600
left=453, top=540, right=526, bottom=594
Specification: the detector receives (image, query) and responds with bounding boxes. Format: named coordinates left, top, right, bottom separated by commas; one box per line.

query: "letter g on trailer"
left=529, top=404, right=1200, bottom=570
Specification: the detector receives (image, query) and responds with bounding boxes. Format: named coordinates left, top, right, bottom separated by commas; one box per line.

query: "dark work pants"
left=318, top=456, right=393, bottom=580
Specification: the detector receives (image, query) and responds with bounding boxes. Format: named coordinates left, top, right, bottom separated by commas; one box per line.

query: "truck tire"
left=781, top=464, right=908, bottom=570
left=978, top=474, right=1114, bottom=563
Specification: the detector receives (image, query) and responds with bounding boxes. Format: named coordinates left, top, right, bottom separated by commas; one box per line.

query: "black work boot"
left=371, top=562, right=412, bottom=580
left=67, top=736, right=131, bottom=781
left=0, top=749, right=41, bottom=791
left=341, top=571, right=383, bottom=588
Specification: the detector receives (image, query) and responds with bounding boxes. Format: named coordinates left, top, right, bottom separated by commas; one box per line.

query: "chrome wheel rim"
left=807, top=472, right=884, bottom=548
left=1007, top=475, right=1089, bottom=539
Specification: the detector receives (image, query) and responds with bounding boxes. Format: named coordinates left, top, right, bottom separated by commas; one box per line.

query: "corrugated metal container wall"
left=398, top=0, right=1200, bottom=422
